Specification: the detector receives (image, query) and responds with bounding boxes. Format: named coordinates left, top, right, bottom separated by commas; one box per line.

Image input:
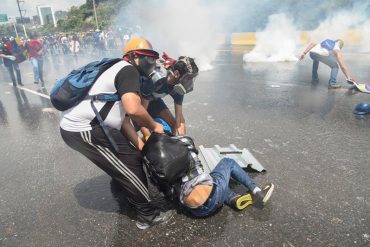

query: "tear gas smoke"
left=115, top=0, right=231, bottom=71
left=310, top=2, right=370, bottom=52
left=243, top=1, right=370, bottom=63
left=243, top=14, right=299, bottom=63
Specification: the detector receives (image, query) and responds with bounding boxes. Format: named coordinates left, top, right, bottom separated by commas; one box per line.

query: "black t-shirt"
left=140, top=77, right=184, bottom=105
left=114, top=65, right=141, bottom=97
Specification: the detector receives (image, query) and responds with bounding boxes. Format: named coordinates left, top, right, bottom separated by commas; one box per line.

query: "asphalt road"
left=0, top=47, right=369, bottom=247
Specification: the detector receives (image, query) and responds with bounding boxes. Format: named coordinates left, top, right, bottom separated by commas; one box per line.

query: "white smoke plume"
left=243, top=14, right=299, bottom=62
left=115, top=0, right=231, bottom=71
left=310, top=2, right=370, bottom=52
left=243, top=1, right=370, bottom=63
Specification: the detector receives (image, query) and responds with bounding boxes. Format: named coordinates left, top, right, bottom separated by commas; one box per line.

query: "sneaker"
left=34, top=81, right=39, bottom=84
left=230, top=194, right=253, bottom=210
left=328, top=84, right=341, bottom=89
left=253, top=183, right=275, bottom=209
left=135, top=210, right=175, bottom=230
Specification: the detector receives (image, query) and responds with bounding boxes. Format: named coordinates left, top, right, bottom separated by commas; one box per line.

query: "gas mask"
left=171, top=56, right=198, bottom=95
left=173, top=73, right=195, bottom=95
left=149, top=70, right=169, bottom=98
left=137, top=55, right=157, bottom=78
left=150, top=70, right=168, bottom=83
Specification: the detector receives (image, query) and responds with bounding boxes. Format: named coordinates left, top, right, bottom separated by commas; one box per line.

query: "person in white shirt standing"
left=300, top=39, right=352, bottom=89
left=69, top=34, right=80, bottom=55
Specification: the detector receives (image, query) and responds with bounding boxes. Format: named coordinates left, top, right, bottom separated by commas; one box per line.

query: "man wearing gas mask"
left=139, top=53, right=199, bottom=139
left=60, top=37, right=176, bottom=230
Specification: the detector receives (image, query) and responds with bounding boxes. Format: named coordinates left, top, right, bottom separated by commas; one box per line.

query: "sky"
left=1, top=0, right=86, bottom=17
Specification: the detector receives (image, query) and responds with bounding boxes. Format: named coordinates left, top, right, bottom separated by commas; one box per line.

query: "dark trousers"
left=5, top=61, right=22, bottom=86
left=60, top=126, right=159, bottom=223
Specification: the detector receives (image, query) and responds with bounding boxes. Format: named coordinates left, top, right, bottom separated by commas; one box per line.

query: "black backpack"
left=142, top=133, right=194, bottom=199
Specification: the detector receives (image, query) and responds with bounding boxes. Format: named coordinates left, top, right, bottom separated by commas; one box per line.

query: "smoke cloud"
left=113, top=0, right=370, bottom=66
left=310, top=2, right=370, bottom=52
left=243, top=14, right=299, bottom=62
left=115, top=0, right=232, bottom=71
left=243, top=1, right=370, bottom=63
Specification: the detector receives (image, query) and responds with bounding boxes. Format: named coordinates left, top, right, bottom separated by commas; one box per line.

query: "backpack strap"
left=89, top=94, right=121, bottom=153
left=86, top=93, right=120, bottom=102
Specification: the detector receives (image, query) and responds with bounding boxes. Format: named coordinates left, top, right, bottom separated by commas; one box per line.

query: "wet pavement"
left=0, top=47, right=369, bottom=247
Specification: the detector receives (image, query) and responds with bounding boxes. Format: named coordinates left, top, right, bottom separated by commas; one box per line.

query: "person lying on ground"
left=175, top=136, right=275, bottom=217
left=123, top=124, right=275, bottom=218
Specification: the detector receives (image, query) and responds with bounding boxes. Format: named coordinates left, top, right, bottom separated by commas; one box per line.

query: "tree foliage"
left=0, top=0, right=132, bottom=37
left=58, top=0, right=130, bottom=32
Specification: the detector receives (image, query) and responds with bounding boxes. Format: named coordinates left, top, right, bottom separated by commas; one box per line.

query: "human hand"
left=6, top=55, right=16, bottom=61
left=299, top=53, right=305, bottom=61
left=153, top=122, right=164, bottom=134
left=346, top=78, right=355, bottom=85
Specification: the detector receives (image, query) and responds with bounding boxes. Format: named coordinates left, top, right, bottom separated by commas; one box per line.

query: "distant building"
left=54, top=10, right=68, bottom=22
left=36, top=5, right=57, bottom=27
left=16, top=17, right=31, bottom=24
left=32, top=15, right=40, bottom=25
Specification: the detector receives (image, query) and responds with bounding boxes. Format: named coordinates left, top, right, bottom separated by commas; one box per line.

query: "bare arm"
left=121, top=92, right=163, bottom=134
left=139, top=98, right=152, bottom=140
left=0, top=54, right=16, bottom=60
left=121, top=116, right=145, bottom=151
left=299, top=42, right=317, bottom=60
left=334, top=50, right=351, bottom=79
left=175, top=103, right=186, bottom=135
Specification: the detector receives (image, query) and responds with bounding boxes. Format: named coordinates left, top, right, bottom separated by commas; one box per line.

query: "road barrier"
left=216, top=31, right=365, bottom=46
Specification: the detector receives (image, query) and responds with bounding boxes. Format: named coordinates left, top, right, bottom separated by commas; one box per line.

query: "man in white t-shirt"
left=299, top=39, right=351, bottom=89
left=59, top=38, right=176, bottom=230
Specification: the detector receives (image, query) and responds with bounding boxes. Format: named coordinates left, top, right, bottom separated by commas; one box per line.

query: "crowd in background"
left=1, top=26, right=139, bottom=61
left=0, top=26, right=140, bottom=88
left=39, top=27, right=134, bottom=57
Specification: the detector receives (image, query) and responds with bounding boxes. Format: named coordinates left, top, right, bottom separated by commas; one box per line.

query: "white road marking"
left=17, top=86, right=50, bottom=99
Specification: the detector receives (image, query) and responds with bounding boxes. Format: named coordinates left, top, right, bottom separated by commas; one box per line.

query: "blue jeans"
left=310, top=52, right=339, bottom=85
left=30, top=57, right=44, bottom=83
left=188, top=158, right=257, bottom=217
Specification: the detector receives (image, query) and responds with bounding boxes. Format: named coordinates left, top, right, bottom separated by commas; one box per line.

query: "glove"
left=6, top=55, right=16, bottom=61
left=162, top=52, right=176, bottom=67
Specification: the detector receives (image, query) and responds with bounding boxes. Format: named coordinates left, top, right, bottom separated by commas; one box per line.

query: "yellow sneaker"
left=230, top=194, right=253, bottom=210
